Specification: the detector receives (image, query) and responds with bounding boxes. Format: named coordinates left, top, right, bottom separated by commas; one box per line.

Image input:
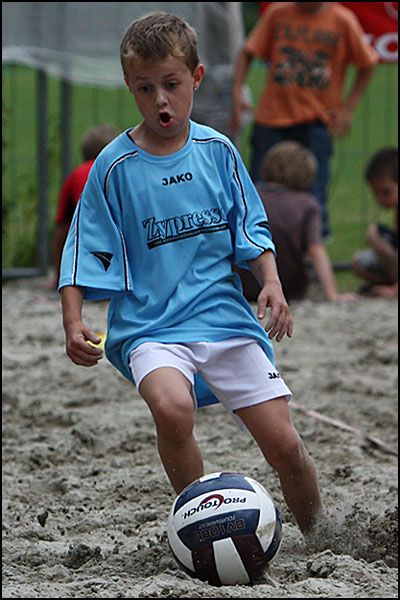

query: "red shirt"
left=55, top=160, right=94, bottom=225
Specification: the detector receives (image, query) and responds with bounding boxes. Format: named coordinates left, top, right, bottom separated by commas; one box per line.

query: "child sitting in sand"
left=352, top=148, right=398, bottom=299
left=234, top=141, right=359, bottom=304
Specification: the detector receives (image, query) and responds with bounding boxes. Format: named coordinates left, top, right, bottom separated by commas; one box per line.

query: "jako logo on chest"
left=162, top=172, right=193, bottom=186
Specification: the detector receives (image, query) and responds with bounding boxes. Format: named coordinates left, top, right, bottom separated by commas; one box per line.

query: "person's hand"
left=256, top=281, right=293, bottom=342
left=65, top=320, right=104, bottom=367
left=229, top=97, right=253, bottom=133
left=331, top=292, right=361, bottom=303
left=328, top=104, right=354, bottom=138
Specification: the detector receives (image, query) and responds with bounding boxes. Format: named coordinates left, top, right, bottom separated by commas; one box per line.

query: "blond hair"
left=261, top=141, right=318, bottom=192
left=120, top=12, right=200, bottom=75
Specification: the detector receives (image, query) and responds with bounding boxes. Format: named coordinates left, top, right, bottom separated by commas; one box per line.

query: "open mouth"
left=159, top=112, right=172, bottom=126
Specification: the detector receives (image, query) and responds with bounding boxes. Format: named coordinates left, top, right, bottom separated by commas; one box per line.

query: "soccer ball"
left=167, top=471, right=282, bottom=586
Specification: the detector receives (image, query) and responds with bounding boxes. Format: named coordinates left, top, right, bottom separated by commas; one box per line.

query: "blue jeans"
left=250, top=121, right=333, bottom=238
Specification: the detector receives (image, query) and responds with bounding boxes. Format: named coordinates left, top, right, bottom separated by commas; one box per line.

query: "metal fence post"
left=37, top=68, right=49, bottom=276
left=61, top=78, right=72, bottom=181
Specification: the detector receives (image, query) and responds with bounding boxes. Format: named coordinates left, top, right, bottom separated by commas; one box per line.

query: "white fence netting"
left=2, top=2, right=245, bottom=86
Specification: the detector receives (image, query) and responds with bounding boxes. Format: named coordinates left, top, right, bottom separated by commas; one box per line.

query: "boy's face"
left=369, top=176, right=398, bottom=209
left=124, top=54, right=204, bottom=142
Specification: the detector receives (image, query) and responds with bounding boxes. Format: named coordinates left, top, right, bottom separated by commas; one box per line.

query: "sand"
left=2, top=277, right=398, bottom=598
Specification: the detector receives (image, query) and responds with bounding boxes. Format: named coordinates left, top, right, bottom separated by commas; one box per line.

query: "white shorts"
left=128, top=337, right=292, bottom=414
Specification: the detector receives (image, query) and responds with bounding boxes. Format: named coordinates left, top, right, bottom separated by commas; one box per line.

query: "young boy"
left=234, top=141, right=360, bottom=303
left=59, top=12, right=323, bottom=536
left=231, top=2, right=378, bottom=238
left=352, top=148, right=398, bottom=299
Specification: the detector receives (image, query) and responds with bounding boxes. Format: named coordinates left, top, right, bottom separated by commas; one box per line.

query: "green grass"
left=2, top=67, right=142, bottom=269
left=2, top=61, right=398, bottom=291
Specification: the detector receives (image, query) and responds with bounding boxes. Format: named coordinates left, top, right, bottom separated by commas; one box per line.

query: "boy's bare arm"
left=307, top=243, right=360, bottom=303
left=61, top=285, right=104, bottom=367
left=247, top=250, right=293, bottom=342
left=329, top=65, right=375, bottom=138
left=230, top=47, right=254, bottom=132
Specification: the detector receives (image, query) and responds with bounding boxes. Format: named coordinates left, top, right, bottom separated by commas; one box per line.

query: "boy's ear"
left=193, top=63, right=205, bottom=91
left=124, top=75, right=133, bottom=94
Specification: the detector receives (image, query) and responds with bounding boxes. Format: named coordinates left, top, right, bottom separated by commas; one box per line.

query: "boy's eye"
left=167, top=81, right=178, bottom=89
left=139, top=85, right=151, bottom=93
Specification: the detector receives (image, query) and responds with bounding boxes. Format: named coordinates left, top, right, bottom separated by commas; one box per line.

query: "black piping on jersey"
left=72, top=200, right=81, bottom=286
left=100, top=151, right=139, bottom=292
left=104, top=151, right=139, bottom=198
left=193, top=137, right=268, bottom=255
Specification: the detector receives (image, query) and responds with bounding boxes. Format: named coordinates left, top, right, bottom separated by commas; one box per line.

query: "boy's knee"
left=151, top=391, right=194, bottom=441
left=267, top=428, right=306, bottom=474
left=365, top=223, right=379, bottom=245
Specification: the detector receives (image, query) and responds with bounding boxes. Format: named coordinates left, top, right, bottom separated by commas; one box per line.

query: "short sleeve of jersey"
left=58, top=160, right=133, bottom=300
left=222, top=140, right=275, bottom=265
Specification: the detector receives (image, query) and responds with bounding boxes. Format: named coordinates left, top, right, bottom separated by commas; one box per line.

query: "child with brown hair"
left=352, top=148, right=398, bottom=299
left=234, top=141, right=360, bottom=303
left=59, top=12, right=323, bottom=539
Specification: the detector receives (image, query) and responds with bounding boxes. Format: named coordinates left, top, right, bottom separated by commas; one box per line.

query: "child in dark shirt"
left=352, top=148, right=398, bottom=299
left=235, top=141, right=359, bottom=303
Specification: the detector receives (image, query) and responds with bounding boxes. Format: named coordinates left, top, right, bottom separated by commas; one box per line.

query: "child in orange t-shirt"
left=231, top=2, right=378, bottom=237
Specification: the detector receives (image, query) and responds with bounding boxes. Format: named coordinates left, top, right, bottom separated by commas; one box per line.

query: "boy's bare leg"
left=352, top=259, right=388, bottom=286
left=235, top=398, right=323, bottom=534
left=139, top=367, right=204, bottom=494
left=368, top=233, right=398, bottom=282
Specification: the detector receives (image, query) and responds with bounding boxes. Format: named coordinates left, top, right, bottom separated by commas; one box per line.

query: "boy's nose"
left=154, top=88, right=168, bottom=107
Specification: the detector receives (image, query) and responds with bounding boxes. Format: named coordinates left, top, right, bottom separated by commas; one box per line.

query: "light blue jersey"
left=59, top=121, right=276, bottom=405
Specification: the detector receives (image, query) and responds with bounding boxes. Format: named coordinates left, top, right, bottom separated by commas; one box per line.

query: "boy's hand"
left=65, top=321, right=104, bottom=367
left=229, top=97, right=253, bottom=133
left=332, top=292, right=361, bottom=303
left=61, top=286, right=103, bottom=367
left=256, top=281, right=293, bottom=342
left=328, top=104, right=354, bottom=138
